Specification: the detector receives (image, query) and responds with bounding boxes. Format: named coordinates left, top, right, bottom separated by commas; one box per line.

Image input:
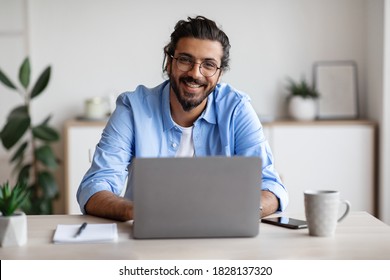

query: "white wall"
left=0, top=0, right=383, bottom=214
left=24, top=0, right=368, bottom=122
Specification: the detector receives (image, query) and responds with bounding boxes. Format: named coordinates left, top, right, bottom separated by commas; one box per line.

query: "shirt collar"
left=162, top=81, right=175, bottom=131
left=200, top=90, right=217, bottom=124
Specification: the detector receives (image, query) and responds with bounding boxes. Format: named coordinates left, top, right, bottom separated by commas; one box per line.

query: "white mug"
left=84, top=97, right=108, bottom=120
left=304, top=190, right=351, bottom=237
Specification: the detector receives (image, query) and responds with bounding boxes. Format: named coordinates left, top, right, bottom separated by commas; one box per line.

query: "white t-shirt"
left=175, top=125, right=195, bottom=157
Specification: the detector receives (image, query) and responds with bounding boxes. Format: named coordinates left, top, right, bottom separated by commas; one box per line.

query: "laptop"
left=132, top=156, right=262, bottom=239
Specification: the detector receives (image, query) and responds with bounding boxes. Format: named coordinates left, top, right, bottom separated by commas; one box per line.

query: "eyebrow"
left=176, top=52, right=219, bottom=63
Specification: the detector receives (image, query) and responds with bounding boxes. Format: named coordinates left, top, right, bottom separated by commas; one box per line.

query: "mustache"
left=179, top=76, right=206, bottom=86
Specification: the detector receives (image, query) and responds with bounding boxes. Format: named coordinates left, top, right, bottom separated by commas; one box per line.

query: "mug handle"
left=337, top=199, right=351, bottom=222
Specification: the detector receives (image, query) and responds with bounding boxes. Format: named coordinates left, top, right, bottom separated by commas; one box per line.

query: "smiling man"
left=77, top=16, right=288, bottom=221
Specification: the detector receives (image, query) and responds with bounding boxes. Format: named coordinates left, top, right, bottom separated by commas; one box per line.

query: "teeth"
left=185, top=81, right=201, bottom=88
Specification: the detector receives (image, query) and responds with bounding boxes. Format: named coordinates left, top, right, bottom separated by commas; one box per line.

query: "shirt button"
left=172, top=142, right=177, bottom=148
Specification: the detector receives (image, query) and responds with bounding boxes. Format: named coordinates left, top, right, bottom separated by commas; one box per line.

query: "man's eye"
left=202, top=61, right=217, bottom=70
left=178, top=57, right=193, bottom=65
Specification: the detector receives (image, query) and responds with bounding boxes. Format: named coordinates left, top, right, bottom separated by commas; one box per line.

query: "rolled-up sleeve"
left=76, top=94, right=134, bottom=213
left=259, top=139, right=289, bottom=211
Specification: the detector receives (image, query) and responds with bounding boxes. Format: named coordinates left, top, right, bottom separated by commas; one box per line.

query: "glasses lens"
left=176, top=56, right=192, bottom=72
left=200, top=61, right=218, bottom=77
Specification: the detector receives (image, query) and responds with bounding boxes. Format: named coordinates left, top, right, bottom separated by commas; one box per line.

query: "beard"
left=170, top=75, right=216, bottom=112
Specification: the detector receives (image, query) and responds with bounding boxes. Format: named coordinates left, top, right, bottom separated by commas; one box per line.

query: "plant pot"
left=288, top=96, right=317, bottom=121
left=0, top=211, right=27, bottom=247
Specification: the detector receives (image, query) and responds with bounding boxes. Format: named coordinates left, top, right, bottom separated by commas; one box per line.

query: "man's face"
left=167, top=38, right=223, bottom=112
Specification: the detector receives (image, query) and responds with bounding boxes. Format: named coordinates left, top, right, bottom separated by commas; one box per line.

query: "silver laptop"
left=132, top=156, right=261, bottom=239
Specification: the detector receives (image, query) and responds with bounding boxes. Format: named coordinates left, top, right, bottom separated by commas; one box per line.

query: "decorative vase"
left=0, top=211, right=27, bottom=247
left=288, top=96, right=317, bottom=121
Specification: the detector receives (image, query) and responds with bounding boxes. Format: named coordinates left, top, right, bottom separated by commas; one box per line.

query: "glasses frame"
left=170, top=55, right=221, bottom=78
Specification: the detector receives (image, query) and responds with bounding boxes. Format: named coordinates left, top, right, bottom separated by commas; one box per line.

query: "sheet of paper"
left=53, top=223, right=118, bottom=244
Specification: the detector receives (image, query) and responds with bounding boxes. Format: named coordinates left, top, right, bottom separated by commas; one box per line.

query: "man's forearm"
left=85, top=190, right=277, bottom=220
left=85, top=190, right=133, bottom=221
left=260, top=190, right=279, bottom=218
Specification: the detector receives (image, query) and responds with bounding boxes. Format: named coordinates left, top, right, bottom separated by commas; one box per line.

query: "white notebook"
left=53, top=223, right=118, bottom=244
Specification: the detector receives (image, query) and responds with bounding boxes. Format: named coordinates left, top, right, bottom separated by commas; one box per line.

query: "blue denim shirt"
left=77, top=80, right=288, bottom=213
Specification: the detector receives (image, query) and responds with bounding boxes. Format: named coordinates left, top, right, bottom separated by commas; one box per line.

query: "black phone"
left=261, top=217, right=308, bottom=229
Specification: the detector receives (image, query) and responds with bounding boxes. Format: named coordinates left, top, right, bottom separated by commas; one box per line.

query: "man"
left=77, top=16, right=288, bottom=221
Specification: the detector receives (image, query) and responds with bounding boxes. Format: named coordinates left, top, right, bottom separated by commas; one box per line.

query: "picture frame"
left=313, top=61, right=359, bottom=119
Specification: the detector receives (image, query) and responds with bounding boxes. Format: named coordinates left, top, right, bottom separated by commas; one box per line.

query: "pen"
left=74, top=222, right=87, bottom=238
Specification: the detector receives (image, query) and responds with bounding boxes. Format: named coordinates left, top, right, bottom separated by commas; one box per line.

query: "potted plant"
left=286, top=77, right=320, bottom=121
left=0, top=57, right=59, bottom=214
left=0, top=181, right=30, bottom=247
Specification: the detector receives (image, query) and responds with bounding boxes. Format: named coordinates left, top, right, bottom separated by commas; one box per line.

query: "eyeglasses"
left=170, top=55, right=221, bottom=77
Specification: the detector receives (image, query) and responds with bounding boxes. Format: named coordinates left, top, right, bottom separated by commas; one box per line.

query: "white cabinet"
left=263, top=120, right=377, bottom=215
left=64, top=119, right=377, bottom=216
left=64, top=120, right=106, bottom=214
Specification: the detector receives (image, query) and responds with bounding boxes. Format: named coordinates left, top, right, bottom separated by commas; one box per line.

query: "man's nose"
left=186, top=63, right=203, bottom=79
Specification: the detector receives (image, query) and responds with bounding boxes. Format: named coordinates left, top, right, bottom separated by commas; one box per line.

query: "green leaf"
left=10, top=141, right=28, bottom=163
left=17, top=164, right=31, bottom=185
left=27, top=197, right=44, bottom=214
left=19, top=57, right=31, bottom=89
left=32, top=124, right=59, bottom=142
left=41, top=115, right=52, bottom=126
left=37, top=171, right=58, bottom=199
left=0, top=108, right=31, bottom=149
left=35, top=145, right=58, bottom=169
left=20, top=193, right=32, bottom=214
left=30, top=66, right=51, bottom=99
left=7, top=105, right=28, bottom=120
left=28, top=197, right=52, bottom=215
left=12, top=182, right=30, bottom=211
left=0, top=68, right=17, bottom=90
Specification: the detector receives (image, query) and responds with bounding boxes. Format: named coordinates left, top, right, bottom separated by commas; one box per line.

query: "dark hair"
left=163, top=16, right=231, bottom=72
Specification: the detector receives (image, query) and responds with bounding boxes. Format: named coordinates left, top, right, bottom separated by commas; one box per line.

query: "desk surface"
left=1, top=211, right=389, bottom=260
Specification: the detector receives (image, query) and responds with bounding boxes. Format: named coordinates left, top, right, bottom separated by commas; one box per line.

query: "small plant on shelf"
left=0, top=181, right=30, bottom=216
left=286, top=77, right=319, bottom=99
left=286, top=77, right=319, bottom=121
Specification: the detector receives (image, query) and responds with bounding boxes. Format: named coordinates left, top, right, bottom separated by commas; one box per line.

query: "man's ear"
left=167, top=61, right=172, bottom=74
left=165, top=58, right=172, bottom=75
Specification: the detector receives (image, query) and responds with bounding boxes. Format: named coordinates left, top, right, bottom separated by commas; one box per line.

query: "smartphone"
left=261, top=217, right=308, bottom=229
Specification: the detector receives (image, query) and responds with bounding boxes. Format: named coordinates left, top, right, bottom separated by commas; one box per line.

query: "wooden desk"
left=1, top=212, right=389, bottom=260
